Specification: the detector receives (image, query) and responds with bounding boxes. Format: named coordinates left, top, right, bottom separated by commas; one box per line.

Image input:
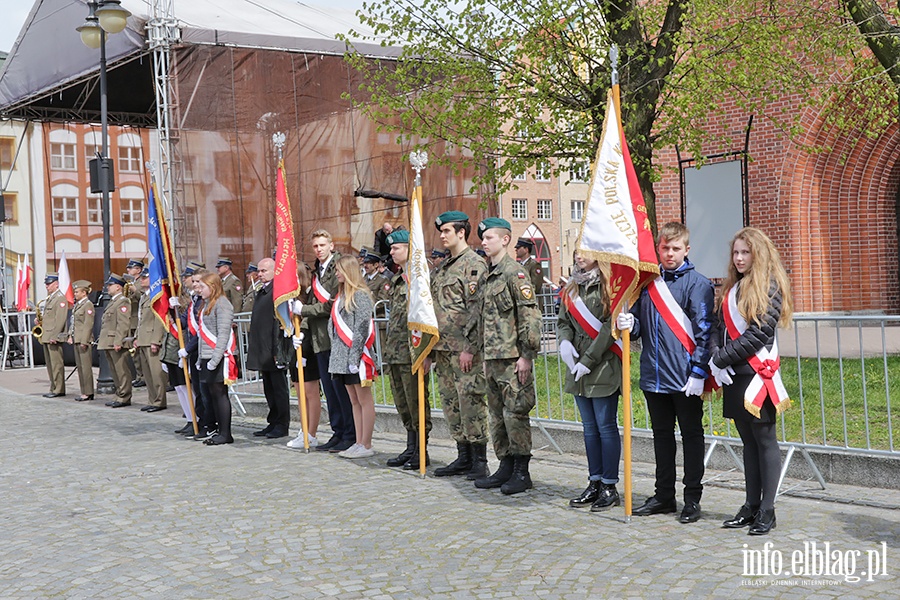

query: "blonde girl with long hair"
left=710, top=227, right=793, bottom=535
left=328, top=255, right=377, bottom=458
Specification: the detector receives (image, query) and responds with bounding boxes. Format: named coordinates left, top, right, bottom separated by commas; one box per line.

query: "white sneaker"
left=348, top=445, right=375, bottom=459
left=286, top=434, right=318, bottom=449
left=338, top=443, right=362, bottom=458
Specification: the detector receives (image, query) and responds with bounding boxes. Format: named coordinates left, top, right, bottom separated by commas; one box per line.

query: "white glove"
left=616, top=312, right=635, bottom=332
left=168, top=297, right=181, bottom=308
left=206, top=361, right=217, bottom=371
left=348, top=363, right=360, bottom=374
left=301, top=357, right=307, bottom=368
left=160, top=363, right=169, bottom=373
left=177, top=348, right=189, bottom=358
left=571, top=362, right=591, bottom=382
left=558, top=339, right=579, bottom=371
left=291, top=299, right=304, bottom=316
left=681, top=376, right=705, bottom=397
left=178, top=358, right=184, bottom=368
left=292, top=334, right=303, bottom=349
left=716, top=366, right=735, bottom=387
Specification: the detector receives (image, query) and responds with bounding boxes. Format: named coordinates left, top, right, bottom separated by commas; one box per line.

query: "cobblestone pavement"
left=1, top=369, right=898, bottom=599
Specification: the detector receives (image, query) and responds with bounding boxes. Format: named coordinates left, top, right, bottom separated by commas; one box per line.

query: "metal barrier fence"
left=229, top=299, right=900, bottom=489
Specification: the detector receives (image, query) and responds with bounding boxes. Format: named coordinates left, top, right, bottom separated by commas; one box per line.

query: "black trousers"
left=316, top=351, right=356, bottom=442
left=261, top=369, right=291, bottom=430
left=644, top=391, right=706, bottom=504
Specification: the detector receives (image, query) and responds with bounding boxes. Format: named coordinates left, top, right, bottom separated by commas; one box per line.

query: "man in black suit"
left=247, top=258, right=292, bottom=439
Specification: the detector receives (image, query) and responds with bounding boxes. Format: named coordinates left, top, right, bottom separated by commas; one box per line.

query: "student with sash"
left=287, top=262, right=324, bottom=450
left=195, top=272, right=237, bottom=445
left=327, top=256, right=377, bottom=459
left=616, top=222, right=715, bottom=524
left=558, top=254, right=623, bottom=511
left=710, top=227, right=793, bottom=536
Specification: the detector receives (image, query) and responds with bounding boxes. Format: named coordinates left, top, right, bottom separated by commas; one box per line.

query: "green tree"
left=345, top=0, right=890, bottom=223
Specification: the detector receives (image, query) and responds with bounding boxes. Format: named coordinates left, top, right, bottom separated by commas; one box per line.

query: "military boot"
left=403, top=433, right=430, bottom=470
left=474, top=455, right=515, bottom=489
left=465, top=443, right=489, bottom=480
left=500, top=455, right=533, bottom=495
left=434, top=442, right=472, bottom=477
left=386, top=431, right=416, bottom=467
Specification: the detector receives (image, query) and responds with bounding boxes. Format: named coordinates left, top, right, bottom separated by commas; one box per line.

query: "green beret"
left=477, top=217, right=511, bottom=239
left=386, top=230, right=410, bottom=245
left=434, top=210, right=469, bottom=230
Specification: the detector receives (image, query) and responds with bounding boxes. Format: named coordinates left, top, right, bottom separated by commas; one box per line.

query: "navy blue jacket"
left=631, top=259, right=716, bottom=394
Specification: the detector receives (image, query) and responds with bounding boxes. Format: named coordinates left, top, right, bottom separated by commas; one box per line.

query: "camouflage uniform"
left=481, top=253, right=542, bottom=458
left=365, top=271, right=392, bottom=317
left=431, top=247, right=488, bottom=444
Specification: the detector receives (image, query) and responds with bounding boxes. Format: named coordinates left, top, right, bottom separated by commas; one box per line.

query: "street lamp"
left=77, top=0, right=132, bottom=394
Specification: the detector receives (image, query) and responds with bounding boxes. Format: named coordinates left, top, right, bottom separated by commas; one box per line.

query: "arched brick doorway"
left=523, top=223, right=551, bottom=281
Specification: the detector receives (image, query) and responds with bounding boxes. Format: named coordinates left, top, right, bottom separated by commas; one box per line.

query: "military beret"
left=126, top=259, right=145, bottom=269
left=515, top=238, right=534, bottom=250
left=434, top=210, right=469, bottom=230
left=215, top=257, right=232, bottom=267
left=477, top=217, right=512, bottom=239
left=246, top=262, right=258, bottom=273
left=363, top=254, right=382, bottom=264
left=73, top=280, right=92, bottom=290
left=44, top=272, right=59, bottom=284
left=105, top=274, right=126, bottom=286
left=386, top=230, right=410, bottom=245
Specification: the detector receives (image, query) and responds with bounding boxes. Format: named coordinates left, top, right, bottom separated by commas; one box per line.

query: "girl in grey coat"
left=196, top=272, right=236, bottom=445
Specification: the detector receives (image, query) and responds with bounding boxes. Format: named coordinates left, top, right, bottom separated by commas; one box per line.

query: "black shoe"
left=434, top=442, right=472, bottom=477
left=76, top=395, right=94, bottom=402
left=193, top=428, right=217, bottom=441
left=109, top=401, right=131, bottom=408
left=145, top=406, right=167, bottom=413
left=253, top=424, right=275, bottom=437
left=569, top=480, right=602, bottom=508
left=465, top=443, right=489, bottom=481
left=387, top=431, right=416, bottom=467
left=140, top=405, right=153, bottom=412
left=316, top=435, right=341, bottom=451
left=590, top=484, right=621, bottom=511
left=748, top=508, right=776, bottom=535
left=43, top=392, right=64, bottom=398
left=633, top=496, right=677, bottom=516
left=403, top=452, right=430, bottom=470
left=166, top=384, right=176, bottom=392
left=329, top=439, right=355, bottom=452
left=266, top=426, right=288, bottom=439
left=105, top=401, right=116, bottom=406
left=132, top=380, right=146, bottom=388
left=501, top=455, right=533, bottom=495
left=175, top=423, right=193, bottom=434
left=204, top=435, right=234, bottom=445
left=679, top=501, right=702, bottom=523
left=474, top=456, right=515, bottom=489
left=723, top=504, right=759, bottom=529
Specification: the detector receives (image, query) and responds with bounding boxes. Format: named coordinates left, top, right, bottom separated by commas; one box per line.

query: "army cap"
left=386, top=230, right=410, bottom=245
left=215, top=257, right=232, bottom=267
left=431, top=248, right=448, bottom=259
left=44, top=272, right=59, bottom=284
left=434, top=210, right=469, bottom=230
left=73, top=280, right=92, bottom=290
left=363, top=253, right=382, bottom=264
left=126, top=259, right=145, bottom=269
left=515, top=238, right=534, bottom=250
left=140, top=268, right=150, bottom=278
left=105, top=273, right=126, bottom=286
left=477, top=217, right=511, bottom=240
left=246, top=262, right=258, bottom=273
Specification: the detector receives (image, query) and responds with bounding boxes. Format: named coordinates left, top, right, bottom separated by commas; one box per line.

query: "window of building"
left=120, top=197, right=144, bottom=225
left=118, top=146, right=142, bottom=173
left=87, top=195, right=102, bottom=225
left=535, top=160, right=551, bottom=182
left=569, top=161, right=589, bottom=183
left=570, top=200, right=584, bottom=222
left=511, top=167, right=526, bottom=182
left=51, top=143, right=77, bottom=171
left=2, top=192, right=18, bottom=225
left=511, top=198, right=528, bottom=220
left=52, top=195, right=78, bottom=224
left=537, top=199, right=552, bottom=220
left=0, top=137, right=16, bottom=172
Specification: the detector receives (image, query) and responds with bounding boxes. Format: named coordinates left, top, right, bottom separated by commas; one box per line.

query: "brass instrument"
left=31, top=298, right=46, bottom=340
left=123, top=274, right=136, bottom=298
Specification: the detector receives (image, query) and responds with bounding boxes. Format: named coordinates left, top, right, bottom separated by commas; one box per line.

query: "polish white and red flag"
left=58, top=250, right=75, bottom=305
left=15, top=254, right=32, bottom=310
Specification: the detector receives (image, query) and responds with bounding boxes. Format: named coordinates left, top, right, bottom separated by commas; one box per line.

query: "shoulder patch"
left=120, top=306, right=128, bottom=313
left=536, top=268, right=542, bottom=274
left=468, top=281, right=477, bottom=295
left=517, top=272, right=526, bottom=279
left=384, top=283, right=391, bottom=291
left=520, top=285, right=533, bottom=300
left=235, top=285, right=242, bottom=291
left=87, top=309, right=93, bottom=315
left=59, top=302, right=66, bottom=307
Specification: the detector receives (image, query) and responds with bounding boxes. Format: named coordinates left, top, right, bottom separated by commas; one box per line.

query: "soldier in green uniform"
left=381, top=230, right=433, bottom=469
left=217, top=257, right=244, bottom=314
left=68, top=280, right=95, bottom=401
left=474, top=218, right=542, bottom=495
left=99, top=274, right=133, bottom=407
left=430, top=211, right=491, bottom=479
left=39, top=272, right=69, bottom=397
left=135, top=269, right=168, bottom=411
left=363, top=254, right=391, bottom=309
left=124, top=259, right=145, bottom=387
left=515, top=238, right=544, bottom=293
left=241, top=263, right=261, bottom=313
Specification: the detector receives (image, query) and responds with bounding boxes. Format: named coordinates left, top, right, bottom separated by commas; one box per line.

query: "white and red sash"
left=312, top=275, right=332, bottom=304
left=561, top=292, right=623, bottom=359
left=188, top=298, right=200, bottom=336
left=197, top=306, right=238, bottom=385
left=723, top=284, right=789, bottom=417
left=331, top=294, right=377, bottom=384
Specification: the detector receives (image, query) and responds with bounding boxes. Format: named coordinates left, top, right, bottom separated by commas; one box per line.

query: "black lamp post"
left=77, top=0, right=132, bottom=393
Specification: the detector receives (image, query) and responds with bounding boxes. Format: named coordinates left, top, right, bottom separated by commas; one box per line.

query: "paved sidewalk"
left=0, top=368, right=898, bottom=598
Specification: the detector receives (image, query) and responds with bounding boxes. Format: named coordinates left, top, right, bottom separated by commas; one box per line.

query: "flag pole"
left=411, top=153, right=427, bottom=478
left=147, top=161, right=198, bottom=434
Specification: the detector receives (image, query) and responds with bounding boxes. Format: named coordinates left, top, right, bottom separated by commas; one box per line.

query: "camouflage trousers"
left=433, top=350, right=488, bottom=445
left=387, top=364, right=432, bottom=434
left=484, top=358, right=535, bottom=458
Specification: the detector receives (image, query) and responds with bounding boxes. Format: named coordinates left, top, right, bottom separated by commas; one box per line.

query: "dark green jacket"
left=300, top=252, right=341, bottom=353
left=481, top=254, right=541, bottom=361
